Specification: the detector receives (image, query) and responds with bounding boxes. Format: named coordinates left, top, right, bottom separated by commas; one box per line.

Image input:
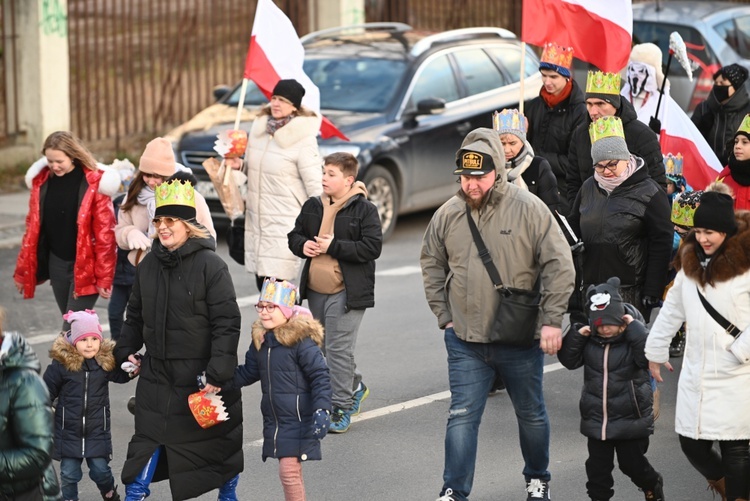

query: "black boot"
left=669, top=326, right=685, bottom=358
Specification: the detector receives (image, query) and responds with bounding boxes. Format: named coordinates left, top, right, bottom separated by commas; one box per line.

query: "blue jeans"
left=60, top=456, right=115, bottom=500
left=440, top=327, right=550, bottom=501
left=108, top=284, right=132, bottom=341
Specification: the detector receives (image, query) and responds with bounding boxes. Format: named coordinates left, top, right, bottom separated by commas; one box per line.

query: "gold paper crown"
left=493, top=109, right=525, bottom=135
left=737, top=114, right=750, bottom=136
left=664, top=153, right=684, bottom=178
left=259, top=278, right=297, bottom=308
left=155, top=179, right=196, bottom=209
left=540, top=42, right=574, bottom=71
left=671, top=190, right=702, bottom=227
left=589, top=116, right=625, bottom=144
left=586, top=70, right=621, bottom=95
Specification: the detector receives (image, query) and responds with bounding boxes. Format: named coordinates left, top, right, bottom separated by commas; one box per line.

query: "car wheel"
left=363, top=165, right=398, bottom=241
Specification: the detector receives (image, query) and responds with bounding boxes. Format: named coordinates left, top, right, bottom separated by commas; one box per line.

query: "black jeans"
left=107, top=284, right=132, bottom=341
left=48, top=253, right=99, bottom=331
left=586, top=437, right=660, bottom=500
left=679, top=435, right=750, bottom=501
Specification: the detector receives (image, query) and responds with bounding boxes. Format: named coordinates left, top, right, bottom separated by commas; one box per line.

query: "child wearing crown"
left=716, top=113, right=750, bottom=210
left=226, top=278, right=331, bottom=501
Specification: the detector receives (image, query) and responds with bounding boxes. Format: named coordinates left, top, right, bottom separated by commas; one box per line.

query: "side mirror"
left=416, top=98, right=446, bottom=115
left=213, top=85, right=232, bottom=102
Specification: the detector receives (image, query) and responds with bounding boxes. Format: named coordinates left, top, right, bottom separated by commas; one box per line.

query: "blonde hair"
left=42, top=131, right=98, bottom=172
left=705, top=180, right=734, bottom=198
left=151, top=219, right=211, bottom=240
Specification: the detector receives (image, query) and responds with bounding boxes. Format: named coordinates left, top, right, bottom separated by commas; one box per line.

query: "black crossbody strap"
left=696, top=286, right=741, bottom=338
left=466, top=205, right=503, bottom=289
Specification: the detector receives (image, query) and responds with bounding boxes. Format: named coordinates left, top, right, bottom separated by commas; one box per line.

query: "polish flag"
left=243, top=0, right=348, bottom=140
left=522, top=0, right=632, bottom=73
left=656, top=94, right=722, bottom=190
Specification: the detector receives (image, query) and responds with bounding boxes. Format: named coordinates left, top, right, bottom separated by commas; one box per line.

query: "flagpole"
left=519, top=42, right=526, bottom=114
left=234, top=79, right=250, bottom=130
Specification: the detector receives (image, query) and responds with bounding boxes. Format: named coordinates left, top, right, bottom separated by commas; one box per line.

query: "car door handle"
left=456, top=121, right=472, bottom=136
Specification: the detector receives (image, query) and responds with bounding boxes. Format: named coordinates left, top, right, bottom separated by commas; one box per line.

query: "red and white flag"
left=522, top=0, right=632, bottom=73
left=243, top=0, right=347, bottom=140
left=656, top=94, right=722, bottom=190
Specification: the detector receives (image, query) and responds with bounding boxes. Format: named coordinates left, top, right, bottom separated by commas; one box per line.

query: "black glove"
left=648, top=116, right=661, bottom=135
left=312, top=409, right=330, bottom=439
left=641, top=295, right=661, bottom=310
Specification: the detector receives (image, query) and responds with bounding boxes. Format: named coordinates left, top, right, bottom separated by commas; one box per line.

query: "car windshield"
left=224, top=57, right=406, bottom=113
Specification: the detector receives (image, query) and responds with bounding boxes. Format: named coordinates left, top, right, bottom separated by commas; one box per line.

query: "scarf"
left=594, top=155, right=638, bottom=194
left=505, top=144, right=534, bottom=191
left=541, top=79, right=573, bottom=108
left=728, top=154, right=750, bottom=186
left=266, top=114, right=294, bottom=136
left=137, top=186, right=157, bottom=236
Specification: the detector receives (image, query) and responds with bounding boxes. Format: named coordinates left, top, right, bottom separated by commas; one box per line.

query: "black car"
left=171, top=23, right=542, bottom=239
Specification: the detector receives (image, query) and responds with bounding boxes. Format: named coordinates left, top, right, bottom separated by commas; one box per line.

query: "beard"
left=463, top=189, right=491, bottom=211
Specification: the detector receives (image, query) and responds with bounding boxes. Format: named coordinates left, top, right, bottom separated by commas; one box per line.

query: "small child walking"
left=43, top=309, right=131, bottom=501
left=558, top=277, right=665, bottom=501
left=227, top=278, right=331, bottom=501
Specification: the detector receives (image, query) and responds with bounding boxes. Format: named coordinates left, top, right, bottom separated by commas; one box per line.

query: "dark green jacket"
left=0, top=331, right=61, bottom=500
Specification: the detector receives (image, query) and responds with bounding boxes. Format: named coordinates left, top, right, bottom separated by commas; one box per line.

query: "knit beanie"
left=63, top=309, right=103, bottom=345
left=272, top=79, right=305, bottom=109
left=139, top=137, right=177, bottom=177
left=586, top=277, right=625, bottom=328
left=590, top=116, right=630, bottom=165
left=715, top=63, right=749, bottom=91
left=586, top=70, right=622, bottom=109
left=493, top=109, right=526, bottom=142
left=693, top=191, right=737, bottom=235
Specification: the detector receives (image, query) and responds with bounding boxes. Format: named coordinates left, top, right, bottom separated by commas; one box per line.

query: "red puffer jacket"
left=14, top=159, right=118, bottom=299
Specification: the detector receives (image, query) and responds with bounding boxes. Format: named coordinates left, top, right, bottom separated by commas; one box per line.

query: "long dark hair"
left=120, top=171, right=148, bottom=212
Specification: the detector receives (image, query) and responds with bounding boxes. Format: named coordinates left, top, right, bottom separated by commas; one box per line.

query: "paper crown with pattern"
left=154, top=178, right=196, bottom=220
left=539, top=42, right=574, bottom=76
left=737, top=113, right=750, bottom=137
left=671, top=190, right=702, bottom=228
left=585, top=70, right=621, bottom=95
left=664, top=152, right=684, bottom=180
left=493, top=109, right=526, bottom=138
left=259, top=278, right=298, bottom=308
left=589, top=116, right=625, bottom=144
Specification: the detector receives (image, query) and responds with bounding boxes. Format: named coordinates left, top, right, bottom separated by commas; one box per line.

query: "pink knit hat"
left=63, top=309, right=103, bottom=345
left=139, top=137, right=176, bottom=177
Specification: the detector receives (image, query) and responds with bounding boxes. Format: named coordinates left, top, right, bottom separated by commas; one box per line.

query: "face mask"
left=713, top=84, right=730, bottom=102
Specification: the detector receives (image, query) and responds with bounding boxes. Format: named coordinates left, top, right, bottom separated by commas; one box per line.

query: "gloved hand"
left=641, top=295, right=661, bottom=310
left=311, top=409, right=330, bottom=439
left=126, top=230, right=152, bottom=251
left=570, top=241, right=585, bottom=256
left=648, top=116, right=661, bottom=135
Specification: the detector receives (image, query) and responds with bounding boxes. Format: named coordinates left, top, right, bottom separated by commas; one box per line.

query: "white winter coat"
left=243, top=109, right=322, bottom=280
left=645, top=215, right=750, bottom=441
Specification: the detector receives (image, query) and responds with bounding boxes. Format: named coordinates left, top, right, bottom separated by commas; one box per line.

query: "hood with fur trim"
left=676, top=210, right=750, bottom=286
left=250, top=315, right=324, bottom=351
left=48, top=335, right=117, bottom=372
left=25, top=157, right=122, bottom=197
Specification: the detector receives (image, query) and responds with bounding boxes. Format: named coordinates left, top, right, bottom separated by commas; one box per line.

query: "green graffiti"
left=40, top=0, right=67, bottom=37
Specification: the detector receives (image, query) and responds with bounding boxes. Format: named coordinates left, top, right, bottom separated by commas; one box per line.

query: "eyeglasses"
left=152, top=217, right=180, bottom=227
left=143, top=172, right=169, bottom=181
left=255, top=303, right=277, bottom=313
left=593, top=160, right=620, bottom=173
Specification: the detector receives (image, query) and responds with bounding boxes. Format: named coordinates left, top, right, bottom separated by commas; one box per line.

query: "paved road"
left=0, top=193, right=707, bottom=500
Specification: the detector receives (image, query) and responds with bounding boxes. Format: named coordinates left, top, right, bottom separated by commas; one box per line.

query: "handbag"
left=226, top=217, right=245, bottom=265
left=696, top=286, right=741, bottom=338
left=466, top=205, right=541, bottom=347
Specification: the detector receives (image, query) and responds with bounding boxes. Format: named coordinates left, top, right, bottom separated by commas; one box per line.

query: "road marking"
left=376, top=265, right=422, bottom=276
left=245, top=361, right=565, bottom=448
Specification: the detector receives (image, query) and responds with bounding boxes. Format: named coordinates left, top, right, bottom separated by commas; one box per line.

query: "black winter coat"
left=568, top=158, right=673, bottom=299
left=566, top=99, right=666, bottom=207
left=558, top=304, right=654, bottom=440
left=525, top=80, right=588, bottom=216
left=692, top=85, right=750, bottom=166
left=43, top=336, right=129, bottom=460
left=114, top=236, right=243, bottom=501
left=0, top=332, right=60, bottom=501
left=288, top=193, right=382, bottom=310
left=229, top=316, right=331, bottom=462
left=519, top=155, right=561, bottom=214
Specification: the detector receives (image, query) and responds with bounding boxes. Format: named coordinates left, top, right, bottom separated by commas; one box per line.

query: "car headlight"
left=318, top=144, right=361, bottom=158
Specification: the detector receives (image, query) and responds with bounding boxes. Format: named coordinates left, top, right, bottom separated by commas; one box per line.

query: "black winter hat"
left=272, top=79, right=305, bottom=109
left=693, top=191, right=737, bottom=235
left=586, top=277, right=625, bottom=328
left=714, top=64, right=749, bottom=91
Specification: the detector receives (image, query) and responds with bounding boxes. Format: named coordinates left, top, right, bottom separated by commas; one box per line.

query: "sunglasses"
left=255, top=303, right=277, bottom=313
left=152, top=216, right=180, bottom=227
left=593, top=160, right=620, bottom=173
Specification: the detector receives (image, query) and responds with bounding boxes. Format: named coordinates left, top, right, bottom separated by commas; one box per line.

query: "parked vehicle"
left=631, top=1, right=750, bottom=113
left=169, top=23, right=542, bottom=239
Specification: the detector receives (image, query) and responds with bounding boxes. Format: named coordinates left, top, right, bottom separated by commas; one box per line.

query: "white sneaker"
left=436, top=488, right=457, bottom=501
left=526, top=479, right=550, bottom=500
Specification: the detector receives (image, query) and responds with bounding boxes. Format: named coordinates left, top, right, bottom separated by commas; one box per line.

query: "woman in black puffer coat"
left=114, top=178, right=243, bottom=501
